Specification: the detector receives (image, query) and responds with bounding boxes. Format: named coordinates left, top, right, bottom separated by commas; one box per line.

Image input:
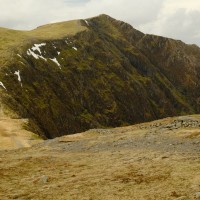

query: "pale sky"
left=1, top=0, right=200, bottom=46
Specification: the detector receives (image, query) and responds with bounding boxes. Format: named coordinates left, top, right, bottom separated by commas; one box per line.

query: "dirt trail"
left=0, top=118, right=42, bottom=150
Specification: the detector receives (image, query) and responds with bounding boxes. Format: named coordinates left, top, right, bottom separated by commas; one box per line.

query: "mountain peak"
left=88, top=14, right=144, bottom=44
left=97, top=13, right=112, bottom=18
left=0, top=14, right=200, bottom=139
left=91, top=13, right=113, bottom=20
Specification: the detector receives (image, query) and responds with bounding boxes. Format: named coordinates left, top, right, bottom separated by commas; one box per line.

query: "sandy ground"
left=0, top=115, right=200, bottom=199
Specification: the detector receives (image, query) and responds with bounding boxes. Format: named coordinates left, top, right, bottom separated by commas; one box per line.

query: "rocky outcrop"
left=139, top=116, right=200, bottom=130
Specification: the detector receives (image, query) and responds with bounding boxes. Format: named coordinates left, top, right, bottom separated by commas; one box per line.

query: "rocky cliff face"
left=0, top=14, right=200, bottom=138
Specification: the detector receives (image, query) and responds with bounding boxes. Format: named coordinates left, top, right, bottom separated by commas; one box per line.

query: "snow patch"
left=39, top=55, right=47, bottom=61
left=27, top=43, right=47, bottom=60
left=17, top=54, right=22, bottom=58
left=31, top=43, right=46, bottom=54
left=50, top=58, right=61, bottom=69
left=14, top=70, right=22, bottom=87
left=0, top=82, right=6, bottom=90
left=27, top=49, right=38, bottom=59
left=57, top=51, right=60, bottom=55
left=72, top=47, right=77, bottom=51
left=14, top=70, right=21, bottom=82
left=84, top=20, right=89, bottom=26
left=27, top=49, right=46, bottom=61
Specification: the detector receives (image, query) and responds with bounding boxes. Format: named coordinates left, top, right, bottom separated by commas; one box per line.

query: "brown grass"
left=0, top=148, right=199, bottom=200
left=1, top=115, right=200, bottom=199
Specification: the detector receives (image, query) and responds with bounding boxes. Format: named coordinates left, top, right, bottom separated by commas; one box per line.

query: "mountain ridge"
left=1, top=14, right=200, bottom=200
left=0, top=14, right=200, bottom=138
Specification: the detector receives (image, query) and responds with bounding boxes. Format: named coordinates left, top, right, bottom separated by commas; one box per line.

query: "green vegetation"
left=0, top=20, right=87, bottom=66
left=0, top=14, right=200, bottom=138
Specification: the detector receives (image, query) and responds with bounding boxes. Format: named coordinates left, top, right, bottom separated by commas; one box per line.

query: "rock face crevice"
left=0, top=15, right=200, bottom=138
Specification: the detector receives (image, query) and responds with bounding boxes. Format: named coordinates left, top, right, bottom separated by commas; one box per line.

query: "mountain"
left=0, top=14, right=200, bottom=138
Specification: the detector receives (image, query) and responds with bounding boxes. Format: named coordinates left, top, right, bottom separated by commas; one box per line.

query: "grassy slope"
left=0, top=15, right=199, bottom=138
left=0, top=19, right=87, bottom=139
left=0, top=20, right=87, bottom=66
left=0, top=14, right=200, bottom=139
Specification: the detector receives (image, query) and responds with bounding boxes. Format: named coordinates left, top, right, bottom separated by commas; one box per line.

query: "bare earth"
left=0, top=117, right=42, bottom=150
left=0, top=115, right=200, bottom=200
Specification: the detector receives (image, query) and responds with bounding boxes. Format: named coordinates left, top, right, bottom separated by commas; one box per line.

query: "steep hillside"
left=0, top=14, right=200, bottom=138
left=1, top=115, right=200, bottom=199
left=0, top=20, right=87, bottom=66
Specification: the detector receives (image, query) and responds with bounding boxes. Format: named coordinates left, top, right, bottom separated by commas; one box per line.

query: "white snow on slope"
left=14, top=70, right=22, bottom=87
left=0, top=82, right=6, bottom=90
left=84, top=20, right=89, bottom=26
left=26, top=43, right=64, bottom=68
left=19, top=61, right=25, bottom=65
left=27, top=49, right=47, bottom=61
left=27, top=49, right=39, bottom=59
left=50, top=58, right=61, bottom=69
left=72, top=47, right=77, bottom=51
left=31, top=43, right=46, bottom=54
left=27, top=43, right=47, bottom=60
left=17, top=54, right=22, bottom=58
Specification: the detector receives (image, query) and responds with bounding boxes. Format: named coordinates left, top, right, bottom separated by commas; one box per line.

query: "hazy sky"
left=1, top=0, right=200, bottom=46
